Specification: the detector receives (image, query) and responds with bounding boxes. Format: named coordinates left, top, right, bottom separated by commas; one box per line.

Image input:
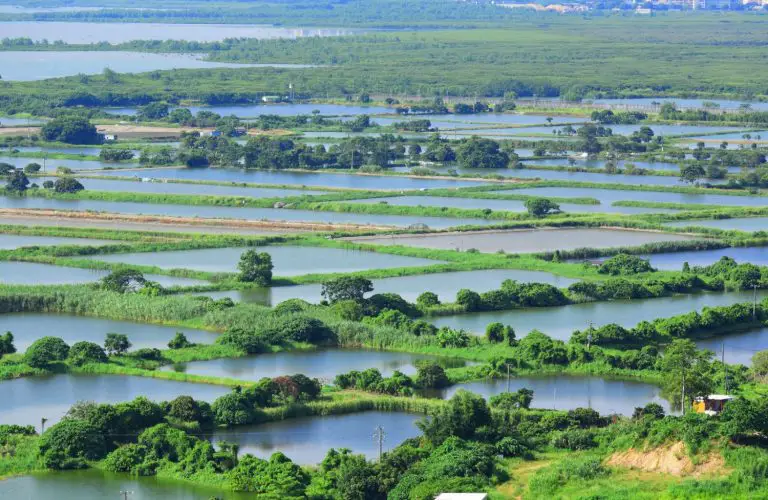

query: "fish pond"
left=211, top=411, right=422, bottom=464
left=81, top=245, right=444, bottom=275
left=0, top=196, right=493, bottom=229
left=431, top=289, right=768, bottom=340
left=667, top=217, right=768, bottom=233
left=192, top=268, right=579, bottom=305
left=162, top=348, right=471, bottom=381
left=0, top=233, right=114, bottom=249
left=640, top=246, right=768, bottom=270
left=0, top=312, right=218, bottom=351
left=346, top=228, right=700, bottom=254
left=0, top=261, right=207, bottom=287
left=428, top=375, right=670, bottom=416
left=0, top=373, right=230, bottom=426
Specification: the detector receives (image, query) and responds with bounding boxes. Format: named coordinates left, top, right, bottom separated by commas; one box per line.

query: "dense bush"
left=39, top=419, right=106, bottom=469
left=598, top=253, right=655, bottom=275
left=68, top=341, right=108, bottom=366
left=334, top=368, right=413, bottom=396
left=24, top=336, right=70, bottom=368
left=41, top=116, right=101, bottom=144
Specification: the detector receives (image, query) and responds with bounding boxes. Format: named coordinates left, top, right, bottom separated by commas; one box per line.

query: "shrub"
left=237, top=250, right=273, bottom=285
left=416, top=291, right=440, bottom=308
left=104, top=333, right=131, bottom=356
left=272, top=298, right=310, bottom=315
left=167, top=332, right=193, bottom=350
left=437, top=327, right=471, bottom=348
left=25, top=336, right=70, bottom=368
left=39, top=419, right=106, bottom=469
left=416, top=362, right=449, bottom=389
left=53, top=177, right=84, bottom=193
left=68, top=341, right=108, bottom=366
left=332, top=299, right=364, bottom=321
left=456, top=289, right=482, bottom=311
left=103, top=444, right=148, bottom=474
left=524, top=198, right=560, bottom=216
left=0, top=331, right=16, bottom=358
left=598, top=253, right=655, bottom=275
left=130, top=348, right=163, bottom=361
left=550, top=429, right=598, bottom=450
left=212, top=390, right=256, bottom=426
left=217, top=328, right=267, bottom=354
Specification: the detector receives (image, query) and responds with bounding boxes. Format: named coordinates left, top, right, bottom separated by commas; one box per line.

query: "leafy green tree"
left=416, top=362, right=449, bottom=389
left=212, top=390, right=257, bottom=426
left=68, top=341, right=108, bottom=366
left=489, top=389, right=534, bottom=410
left=5, top=170, right=29, bottom=193
left=167, top=395, right=212, bottom=424
left=138, top=102, right=170, bottom=120
left=100, top=268, right=146, bottom=293
left=23, top=163, right=41, bottom=174
left=436, top=327, right=471, bottom=348
left=104, top=333, right=131, bottom=356
left=416, top=291, right=440, bottom=308
left=39, top=419, right=107, bottom=469
left=598, top=253, right=655, bottom=275
left=321, top=276, right=373, bottom=303
left=24, top=336, right=70, bottom=368
left=417, top=390, right=491, bottom=443
left=53, top=177, right=84, bottom=193
left=237, top=250, right=273, bottom=285
left=41, top=116, right=101, bottom=144
left=455, top=136, right=509, bottom=169
left=752, top=350, right=768, bottom=378
left=216, top=328, right=266, bottom=354
left=660, top=339, right=714, bottom=412
left=485, top=322, right=505, bottom=343
left=0, top=331, right=15, bottom=358
left=103, top=443, right=146, bottom=473
left=456, top=288, right=482, bottom=311
left=227, top=452, right=310, bottom=495
left=336, top=453, right=380, bottom=500
left=524, top=198, right=560, bottom=216
left=680, top=163, right=706, bottom=184
left=332, top=299, right=364, bottom=321
left=168, top=332, right=193, bottom=350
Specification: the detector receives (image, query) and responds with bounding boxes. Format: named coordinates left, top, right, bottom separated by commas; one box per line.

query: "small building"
left=232, top=127, right=247, bottom=137
left=261, top=95, right=282, bottom=103
left=693, top=395, right=734, bottom=416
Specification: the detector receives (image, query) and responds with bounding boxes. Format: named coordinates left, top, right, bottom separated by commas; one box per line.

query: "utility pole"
left=722, top=342, right=728, bottom=395
left=373, top=425, right=385, bottom=462
left=119, top=491, right=133, bottom=500
left=40, top=417, right=47, bottom=434
left=587, top=320, right=594, bottom=350
left=754, top=284, right=758, bottom=320
left=506, top=363, right=511, bottom=393
left=681, top=370, right=686, bottom=416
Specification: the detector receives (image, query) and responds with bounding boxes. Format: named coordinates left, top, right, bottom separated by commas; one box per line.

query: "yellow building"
left=692, top=395, right=734, bottom=415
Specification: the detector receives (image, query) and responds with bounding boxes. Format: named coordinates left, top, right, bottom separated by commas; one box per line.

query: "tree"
left=138, top=102, right=170, bottom=120
left=23, top=163, right=41, bottom=174
left=417, top=390, right=491, bottom=443
left=41, top=116, right=101, bottom=144
left=104, top=333, right=131, bottom=356
left=212, top=390, right=256, bottom=426
left=416, top=291, right=440, bottom=308
left=680, top=163, right=706, bottom=184
left=68, top=341, right=108, bottom=366
left=752, top=350, right=768, bottom=378
left=24, top=336, right=70, bottom=368
left=100, top=268, right=146, bottom=293
left=456, top=289, right=482, bottom=312
left=5, top=170, right=29, bottom=193
left=227, top=453, right=310, bottom=495
left=321, top=276, right=373, bottom=303
left=168, top=332, right=193, bottom=350
left=39, top=419, right=107, bottom=469
left=237, top=250, right=273, bottom=285
left=598, top=254, right=655, bottom=275
left=54, top=177, right=84, bottom=193
left=416, top=362, right=449, bottom=389
left=485, top=322, right=505, bottom=343
left=0, top=331, right=16, bottom=358
left=524, top=198, right=560, bottom=216
left=660, top=339, right=713, bottom=413
left=455, top=137, right=509, bottom=169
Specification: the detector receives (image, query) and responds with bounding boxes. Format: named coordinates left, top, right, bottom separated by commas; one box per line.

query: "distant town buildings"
left=492, top=0, right=765, bottom=11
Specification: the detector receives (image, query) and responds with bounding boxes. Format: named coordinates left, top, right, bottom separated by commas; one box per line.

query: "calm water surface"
left=697, top=326, right=768, bottom=366
left=0, top=233, right=113, bottom=249
left=193, top=269, right=579, bottom=305
left=104, top=167, right=489, bottom=189
left=0, top=195, right=491, bottom=229
left=211, top=411, right=422, bottom=464
left=640, top=246, right=768, bottom=270
left=0, top=155, right=125, bottom=170
left=0, top=373, right=229, bottom=425
left=431, top=289, right=768, bottom=339
left=0, top=52, right=289, bottom=81
left=0, top=470, right=252, bottom=500
left=347, top=228, right=699, bottom=253
left=163, top=348, right=470, bottom=381
left=510, top=187, right=768, bottom=207
left=343, top=195, right=677, bottom=214
left=431, top=375, right=669, bottom=415
left=0, top=312, right=217, bottom=351
left=0, top=22, right=360, bottom=43
left=82, top=246, right=443, bottom=275
left=58, top=176, right=329, bottom=197
left=107, top=103, right=393, bottom=117
left=0, top=261, right=207, bottom=287
left=667, top=217, right=768, bottom=232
